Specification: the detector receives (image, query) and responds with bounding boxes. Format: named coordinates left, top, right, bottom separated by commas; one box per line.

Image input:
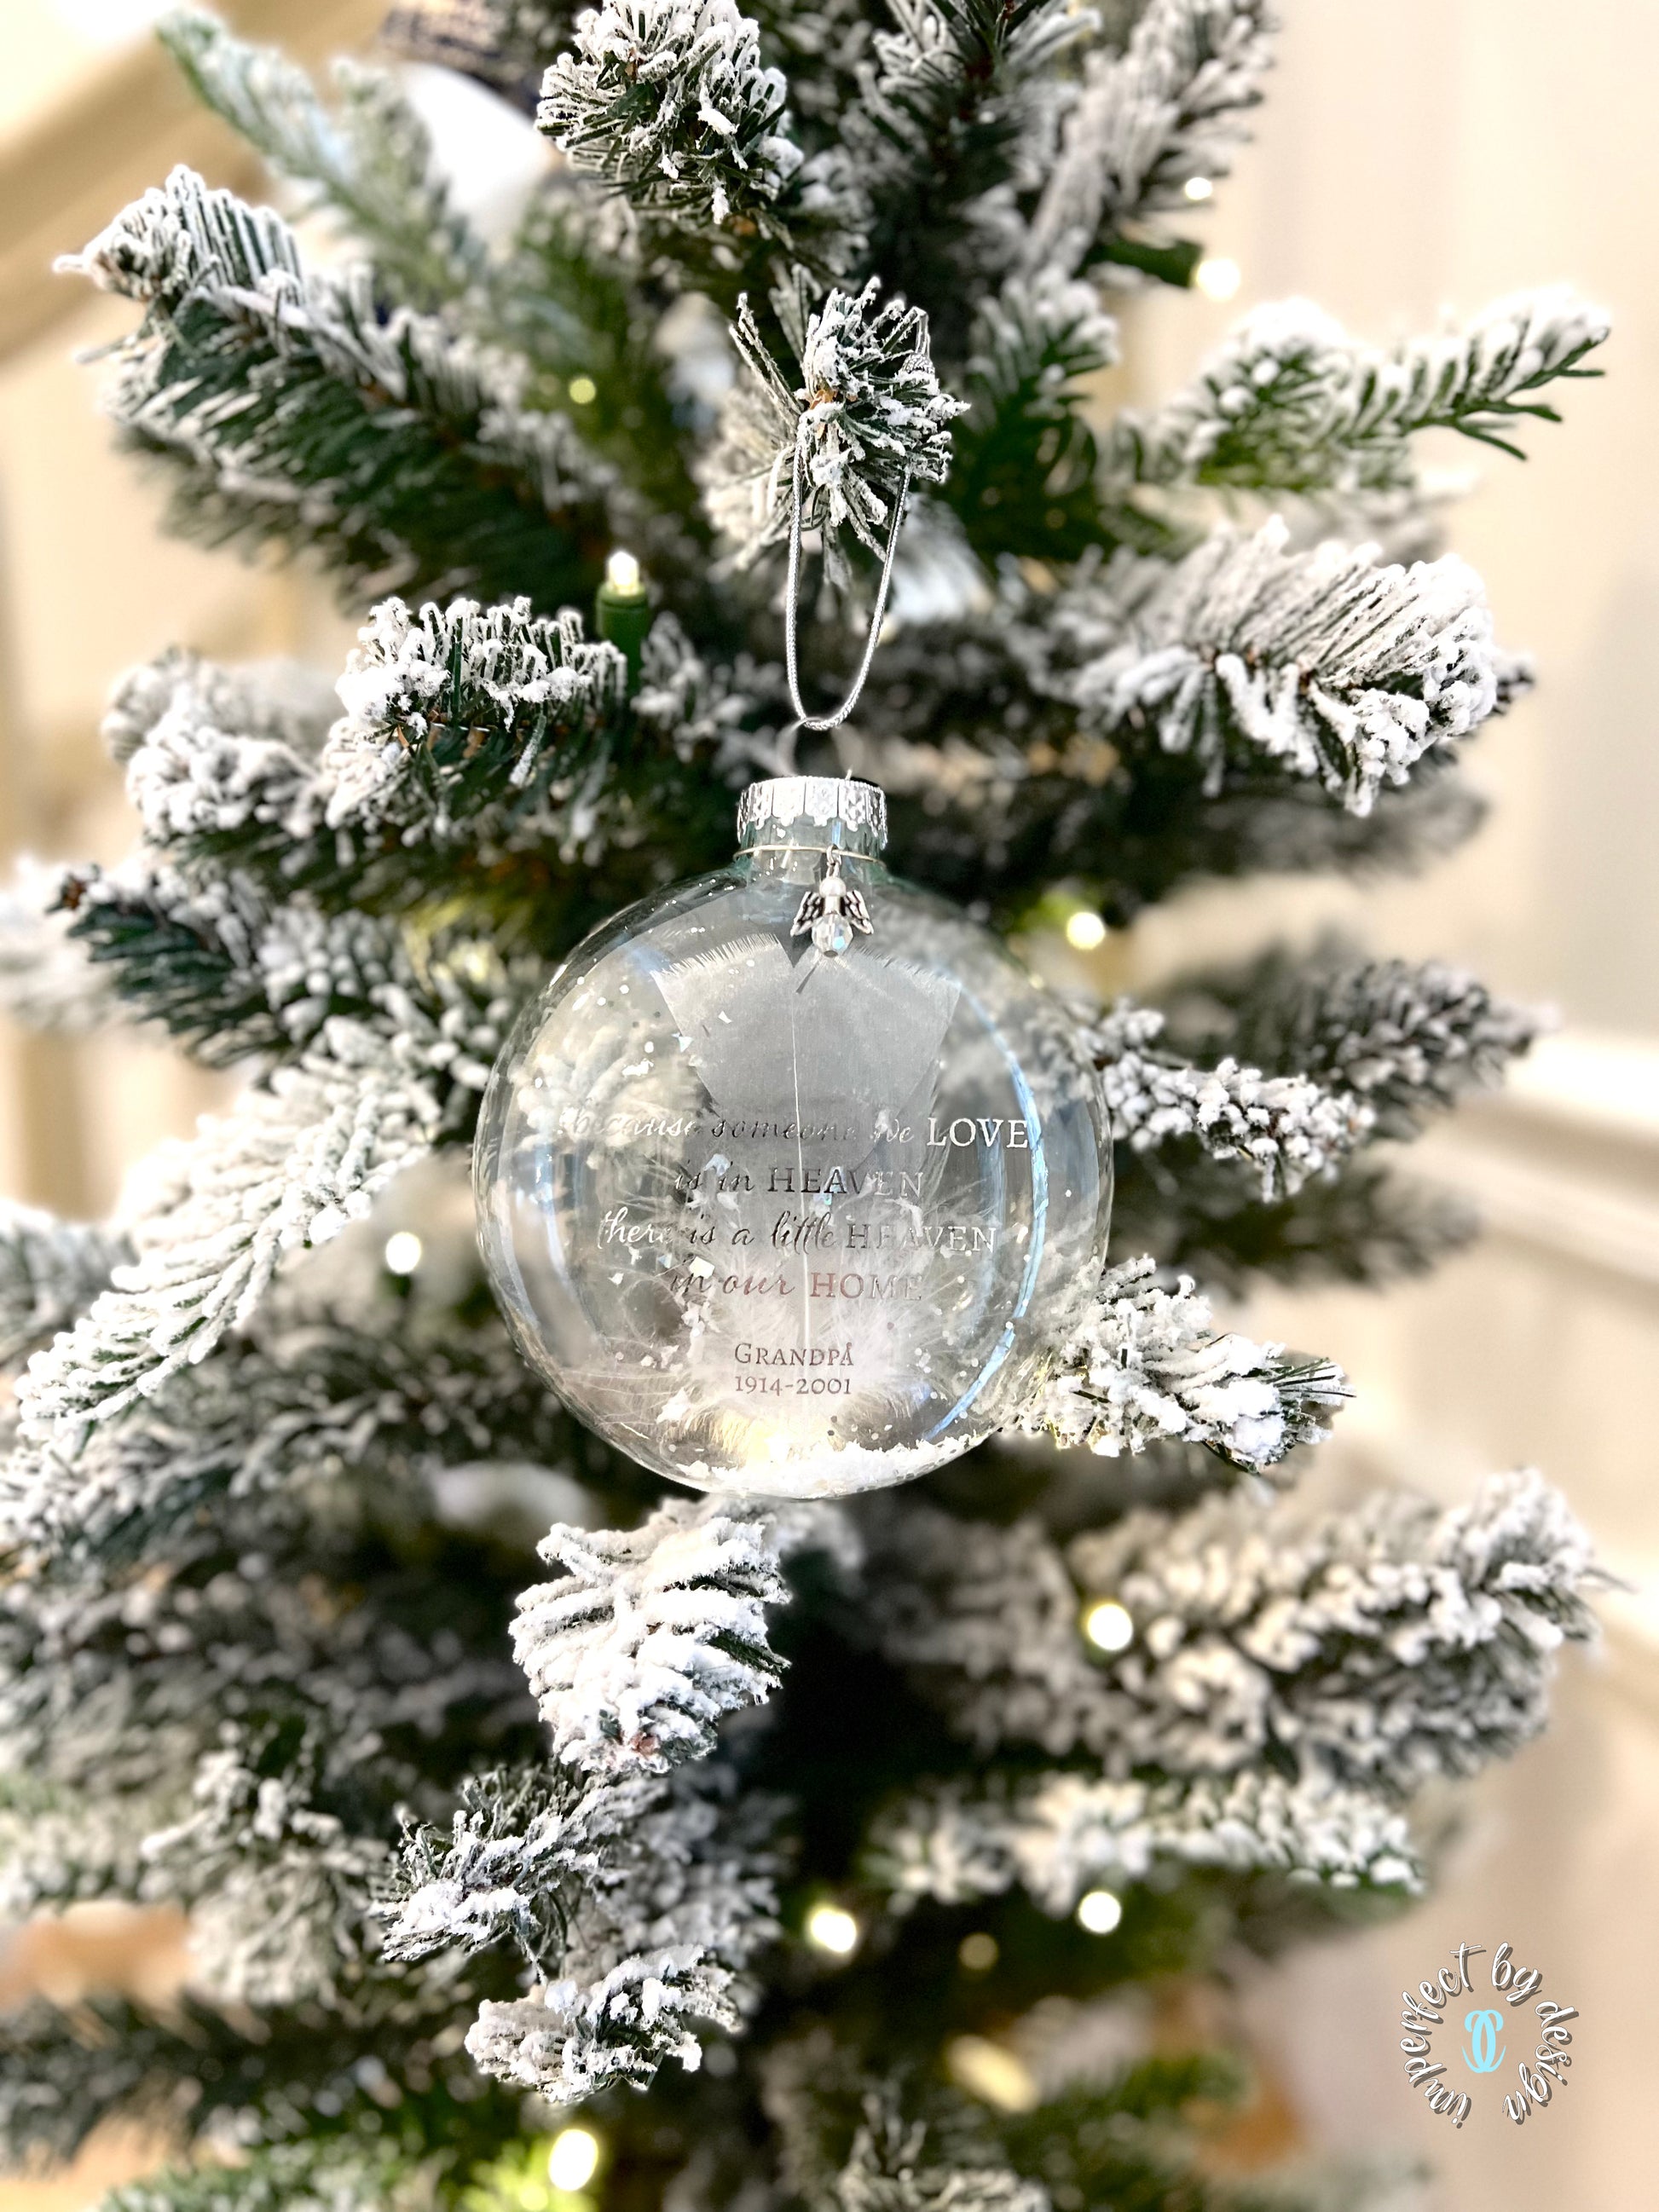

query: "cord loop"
left=783, top=425, right=910, bottom=736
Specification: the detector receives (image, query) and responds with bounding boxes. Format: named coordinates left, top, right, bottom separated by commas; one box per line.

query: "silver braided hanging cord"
left=783, top=423, right=912, bottom=737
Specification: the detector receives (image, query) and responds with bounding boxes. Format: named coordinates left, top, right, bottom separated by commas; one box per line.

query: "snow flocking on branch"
left=14, top=1021, right=442, bottom=1439
left=159, top=9, right=487, bottom=310
left=1064, top=1471, right=1603, bottom=1790
left=1084, top=1001, right=1373, bottom=1198
left=0, top=1305, right=574, bottom=1567
left=864, top=1764, right=1423, bottom=1912
left=467, top=1947, right=741, bottom=2099
left=705, top=274, right=965, bottom=567
left=864, top=1474, right=1601, bottom=1793
left=841, top=0, right=1059, bottom=191
left=60, top=165, right=612, bottom=559
left=1066, top=520, right=1504, bottom=814
left=1110, top=288, right=1611, bottom=493
left=1024, top=0, right=1276, bottom=279
left=968, top=269, right=1120, bottom=402
left=326, top=595, right=628, bottom=835
left=0, top=1207, right=129, bottom=1373
left=381, top=1767, right=644, bottom=1970
left=512, top=1497, right=789, bottom=1776
left=0, top=858, right=114, bottom=1035
left=832, top=2116, right=1048, bottom=2212
left=1017, top=1254, right=1346, bottom=1468
left=113, top=598, right=631, bottom=894
left=137, top=1736, right=392, bottom=2013
left=384, top=1763, right=786, bottom=2101
left=1250, top=953, right=1541, bottom=1135
left=55, top=856, right=515, bottom=1099
left=538, top=0, right=802, bottom=228
left=121, top=696, right=320, bottom=859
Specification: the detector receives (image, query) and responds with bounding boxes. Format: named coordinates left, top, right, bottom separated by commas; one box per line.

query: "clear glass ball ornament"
left=475, top=776, right=1112, bottom=1499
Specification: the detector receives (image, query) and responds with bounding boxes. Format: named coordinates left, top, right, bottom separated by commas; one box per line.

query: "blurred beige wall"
left=0, top=2, right=1655, bottom=2209
left=1133, top=6, right=1659, bottom=2206
left=0, top=1, right=373, bottom=1217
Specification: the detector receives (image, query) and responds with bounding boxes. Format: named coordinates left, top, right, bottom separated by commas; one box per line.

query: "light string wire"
left=783, top=423, right=912, bottom=737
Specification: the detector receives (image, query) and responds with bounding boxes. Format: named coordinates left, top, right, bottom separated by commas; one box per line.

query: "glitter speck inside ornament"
left=475, top=777, right=1112, bottom=1498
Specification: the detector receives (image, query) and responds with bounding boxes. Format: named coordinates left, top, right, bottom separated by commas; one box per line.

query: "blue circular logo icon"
left=1463, top=2009, right=1506, bottom=2073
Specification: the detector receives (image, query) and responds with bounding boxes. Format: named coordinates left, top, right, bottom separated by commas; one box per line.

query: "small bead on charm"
left=790, top=851, right=874, bottom=956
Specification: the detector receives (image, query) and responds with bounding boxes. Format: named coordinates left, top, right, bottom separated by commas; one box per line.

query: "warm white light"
left=48, top=0, right=167, bottom=43
left=1064, top=910, right=1107, bottom=952
left=1182, top=176, right=1215, bottom=202
left=605, top=548, right=642, bottom=594
left=945, top=2035, right=1040, bottom=2112
left=568, top=374, right=598, bottom=405
left=1077, top=1888, right=1124, bottom=1936
left=1194, top=256, right=1242, bottom=302
left=546, top=2128, right=602, bottom=2192
left=805, top=1903, right=860, bottom=1955
left=957, top=1931, right=999, bottom=1972
left=1082, top=1598, right=1133, bottom=1654
left=384, top=1232, right=424, bottom=1276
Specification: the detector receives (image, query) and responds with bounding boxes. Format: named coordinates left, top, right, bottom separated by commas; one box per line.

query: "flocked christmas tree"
left=0, top=3, right=1612, bottom=2208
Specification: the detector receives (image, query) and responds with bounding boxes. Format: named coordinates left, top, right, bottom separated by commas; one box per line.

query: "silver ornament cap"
left=736, top=776, right=887, bottom=857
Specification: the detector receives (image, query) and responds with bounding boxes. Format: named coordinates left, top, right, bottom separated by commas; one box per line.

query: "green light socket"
left=595, top=578, right=651, bottom=686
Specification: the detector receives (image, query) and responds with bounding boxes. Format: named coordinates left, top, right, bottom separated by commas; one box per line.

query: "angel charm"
left=790, top=851, right=874, bottom=956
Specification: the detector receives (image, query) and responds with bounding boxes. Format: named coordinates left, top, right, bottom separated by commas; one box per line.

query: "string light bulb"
left=1182, top=175, right=1214, bottom=201
left=546, top=2128, right=602, bottom=2192
left=1077, top=1889, right=1124, bottom=1936
left=595, top=549, right=650, bottom=683
left=1081, top=1597, right=1134, bottom=1653
left=568, top=374, right=598, bottom=405
left=804, top=1901, right=861, bottom=1956
left=1064, top=909, right=1107, bottom=951
left=384, top=1231, right=423, bottom=1276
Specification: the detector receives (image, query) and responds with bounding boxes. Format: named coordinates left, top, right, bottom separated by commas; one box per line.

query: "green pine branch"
left=160, top=14, right=714, bottom=585
left=107, top=607, right=745, bottom=962
left=848, top=0, right=1087, bottom=357
left=500, top=200, right=714, bottom=554
left=0, top=1989, right=521, bottom=2174
left=857, top=621, right=1488, bottom=925
left=996, top=2056, right=1250, bottom=2212
left=1157, top=939, right=1541, bottom=1133
left=1110, top=291, right=1610, bottom=497
left=59, top=866, right=294, bottom=1066
left=1113, top=1150, right=1479, bottom=1294
left=160, top=9, right=487, bottom=310
left=9, top=1301, right=648, bottom=1575
left=62, top=168, right=616, bottom=615
left=948, top=274, right=1128, bottom=563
